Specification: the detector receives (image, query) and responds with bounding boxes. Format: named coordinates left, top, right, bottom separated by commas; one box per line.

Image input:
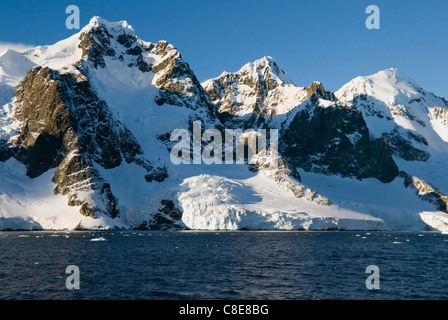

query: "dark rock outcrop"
left=280, top=100, right=399, bottom=183
left=11, top=65, right=165, bottom=218
left=148, top=200, right=184, bottom=230
left=78, top=19, right=152, bottom=73
left=151, top=41, right=218, bottom=124
left=305, top=81, right=336, bottom=102
left=400, top=171, right=448, bottom=213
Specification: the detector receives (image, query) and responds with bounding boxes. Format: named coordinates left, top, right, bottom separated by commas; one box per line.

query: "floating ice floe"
left=90, top=237, right=107, bottom=241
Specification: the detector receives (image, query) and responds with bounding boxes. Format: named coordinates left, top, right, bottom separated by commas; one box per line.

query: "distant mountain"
left=0, top=17, right=447, bottom=231
left=202, top=56, right=297, bottom=117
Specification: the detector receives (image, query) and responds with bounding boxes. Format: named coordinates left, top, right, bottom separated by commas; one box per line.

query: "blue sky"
left=1, top=0, right=447, bottom=98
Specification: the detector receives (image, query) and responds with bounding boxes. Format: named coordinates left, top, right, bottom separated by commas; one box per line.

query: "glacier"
left=0, top=17, right=448, bottom=232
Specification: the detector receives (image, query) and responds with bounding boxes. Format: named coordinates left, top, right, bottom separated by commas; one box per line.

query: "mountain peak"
left=20, top=16, right=150, bottom=72
left=237, top=56, right=294, bottom=86
left=2, top=16, right=448, bottom=233
left=376, top=68, right=422, bottom=88
left=335, top=67, right=425, bottom=103
left=248, top=55, right=276, bottom=68
left=84, top=16, right=136, bottom=35
left=76, top=16, right=153, bottom=70
left=202, top=56, right=305, bottom=117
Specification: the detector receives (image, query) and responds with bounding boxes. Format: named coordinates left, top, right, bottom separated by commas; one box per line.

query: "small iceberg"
left=90, top=237, right=107, bottom=242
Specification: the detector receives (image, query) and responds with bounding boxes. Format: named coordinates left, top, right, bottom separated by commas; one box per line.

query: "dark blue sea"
left=0, top=230, right=447, bottom=300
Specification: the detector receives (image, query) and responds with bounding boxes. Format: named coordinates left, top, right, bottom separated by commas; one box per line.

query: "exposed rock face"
left=76, top=18, right=217, bottom=124
left=11, top=65, right=166, bottom=218
left=148, top=199, right=184, bottom=230
left=334, top=69, right=448, bottom=165
left=248, top=149, right=331, bottom=205
left=400, top=172, right=448, bottom=213
left=342, top=93, right=431, bottom=162
left=382, top=128, right=430, bottom=162
left=78, top=19, right=151, bottom=72
left=428, top=105, right=448, bottom=125
left=305, top=81, right=336, bottom=102
left=0, top=139, right=13, bottom=162
left=202, top=56, right=298, bottom=120
left=280, top=99, right=399, bottom=183
left=151, top=41, right=218, bottom=126
left=204, top=61, right=399, bottom=184
left=428, top=105, right=448, bottom=143
left=1, top=17, right=448, bottom=231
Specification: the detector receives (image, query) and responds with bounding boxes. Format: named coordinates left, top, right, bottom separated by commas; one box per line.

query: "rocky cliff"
left=0, top=17, right=447, bottom=231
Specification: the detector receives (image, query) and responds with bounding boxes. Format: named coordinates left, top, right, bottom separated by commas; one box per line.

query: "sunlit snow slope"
left=0, top=17, right=447, bottom=231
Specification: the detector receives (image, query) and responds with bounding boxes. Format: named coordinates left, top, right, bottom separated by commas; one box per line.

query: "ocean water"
left=0, top=230, right=447, bottom=300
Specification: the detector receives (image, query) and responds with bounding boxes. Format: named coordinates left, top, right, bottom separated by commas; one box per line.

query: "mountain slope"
left=0, top=17, right=447, bottom=231
left=202, top=56, right=298, bottom=117
left=204, top=57, right=448, bottom=231
left=0, top=17, right=215, bottom=229
left=335, top=69, right=448, bottom=211
left=335, top=68, right=448, bottom=161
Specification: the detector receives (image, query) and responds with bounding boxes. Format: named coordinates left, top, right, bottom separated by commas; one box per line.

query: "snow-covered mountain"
left=0, top=17, right=447, bottom=231
left=203, top=56, right=299, bottom=117
left=202, top=54, right=448, bottom=231
left=335, top=69, right=448, bottom=209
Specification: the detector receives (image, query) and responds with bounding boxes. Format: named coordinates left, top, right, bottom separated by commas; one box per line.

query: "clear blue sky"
left=1, top=0, right=447, bottom=98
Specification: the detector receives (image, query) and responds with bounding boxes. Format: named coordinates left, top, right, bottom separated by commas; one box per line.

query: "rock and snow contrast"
left=0, top=17, right=447, bottom=231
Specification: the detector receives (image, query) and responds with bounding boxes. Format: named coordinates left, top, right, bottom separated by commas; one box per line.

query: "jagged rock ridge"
left=0, top=17, right=447, bottom=231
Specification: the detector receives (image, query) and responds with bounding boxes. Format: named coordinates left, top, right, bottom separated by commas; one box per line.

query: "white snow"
left=0, top=102, right=21, bottom=142
left=265, top=84, right=308, bottom=115
left=428, top=106, right=448, bottom=143
left=202, top=56, right=300, bottom=117
left=297, top=169, right=436, bottom=231
left=90, top=236, right=107, bottom=241
left=177, top=171, right=384, bottom=230
left=237, top=56, right=294, bottom=86
left=23, top=33, right=82, bottom=72
left=336, top=68, right=448, bottom=199
left=419, top=212, right=448, bottom=233
left=0, top=49, right=36, bottom=87
left=336, top=69, right=448, bottom=150
left=0, top=49, right=37, bottom=115
left=0, top=42, right=33, bottom=56
left=0, top=158, right=118, bottom=230
left=0, top=17, right=447, bottom=231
